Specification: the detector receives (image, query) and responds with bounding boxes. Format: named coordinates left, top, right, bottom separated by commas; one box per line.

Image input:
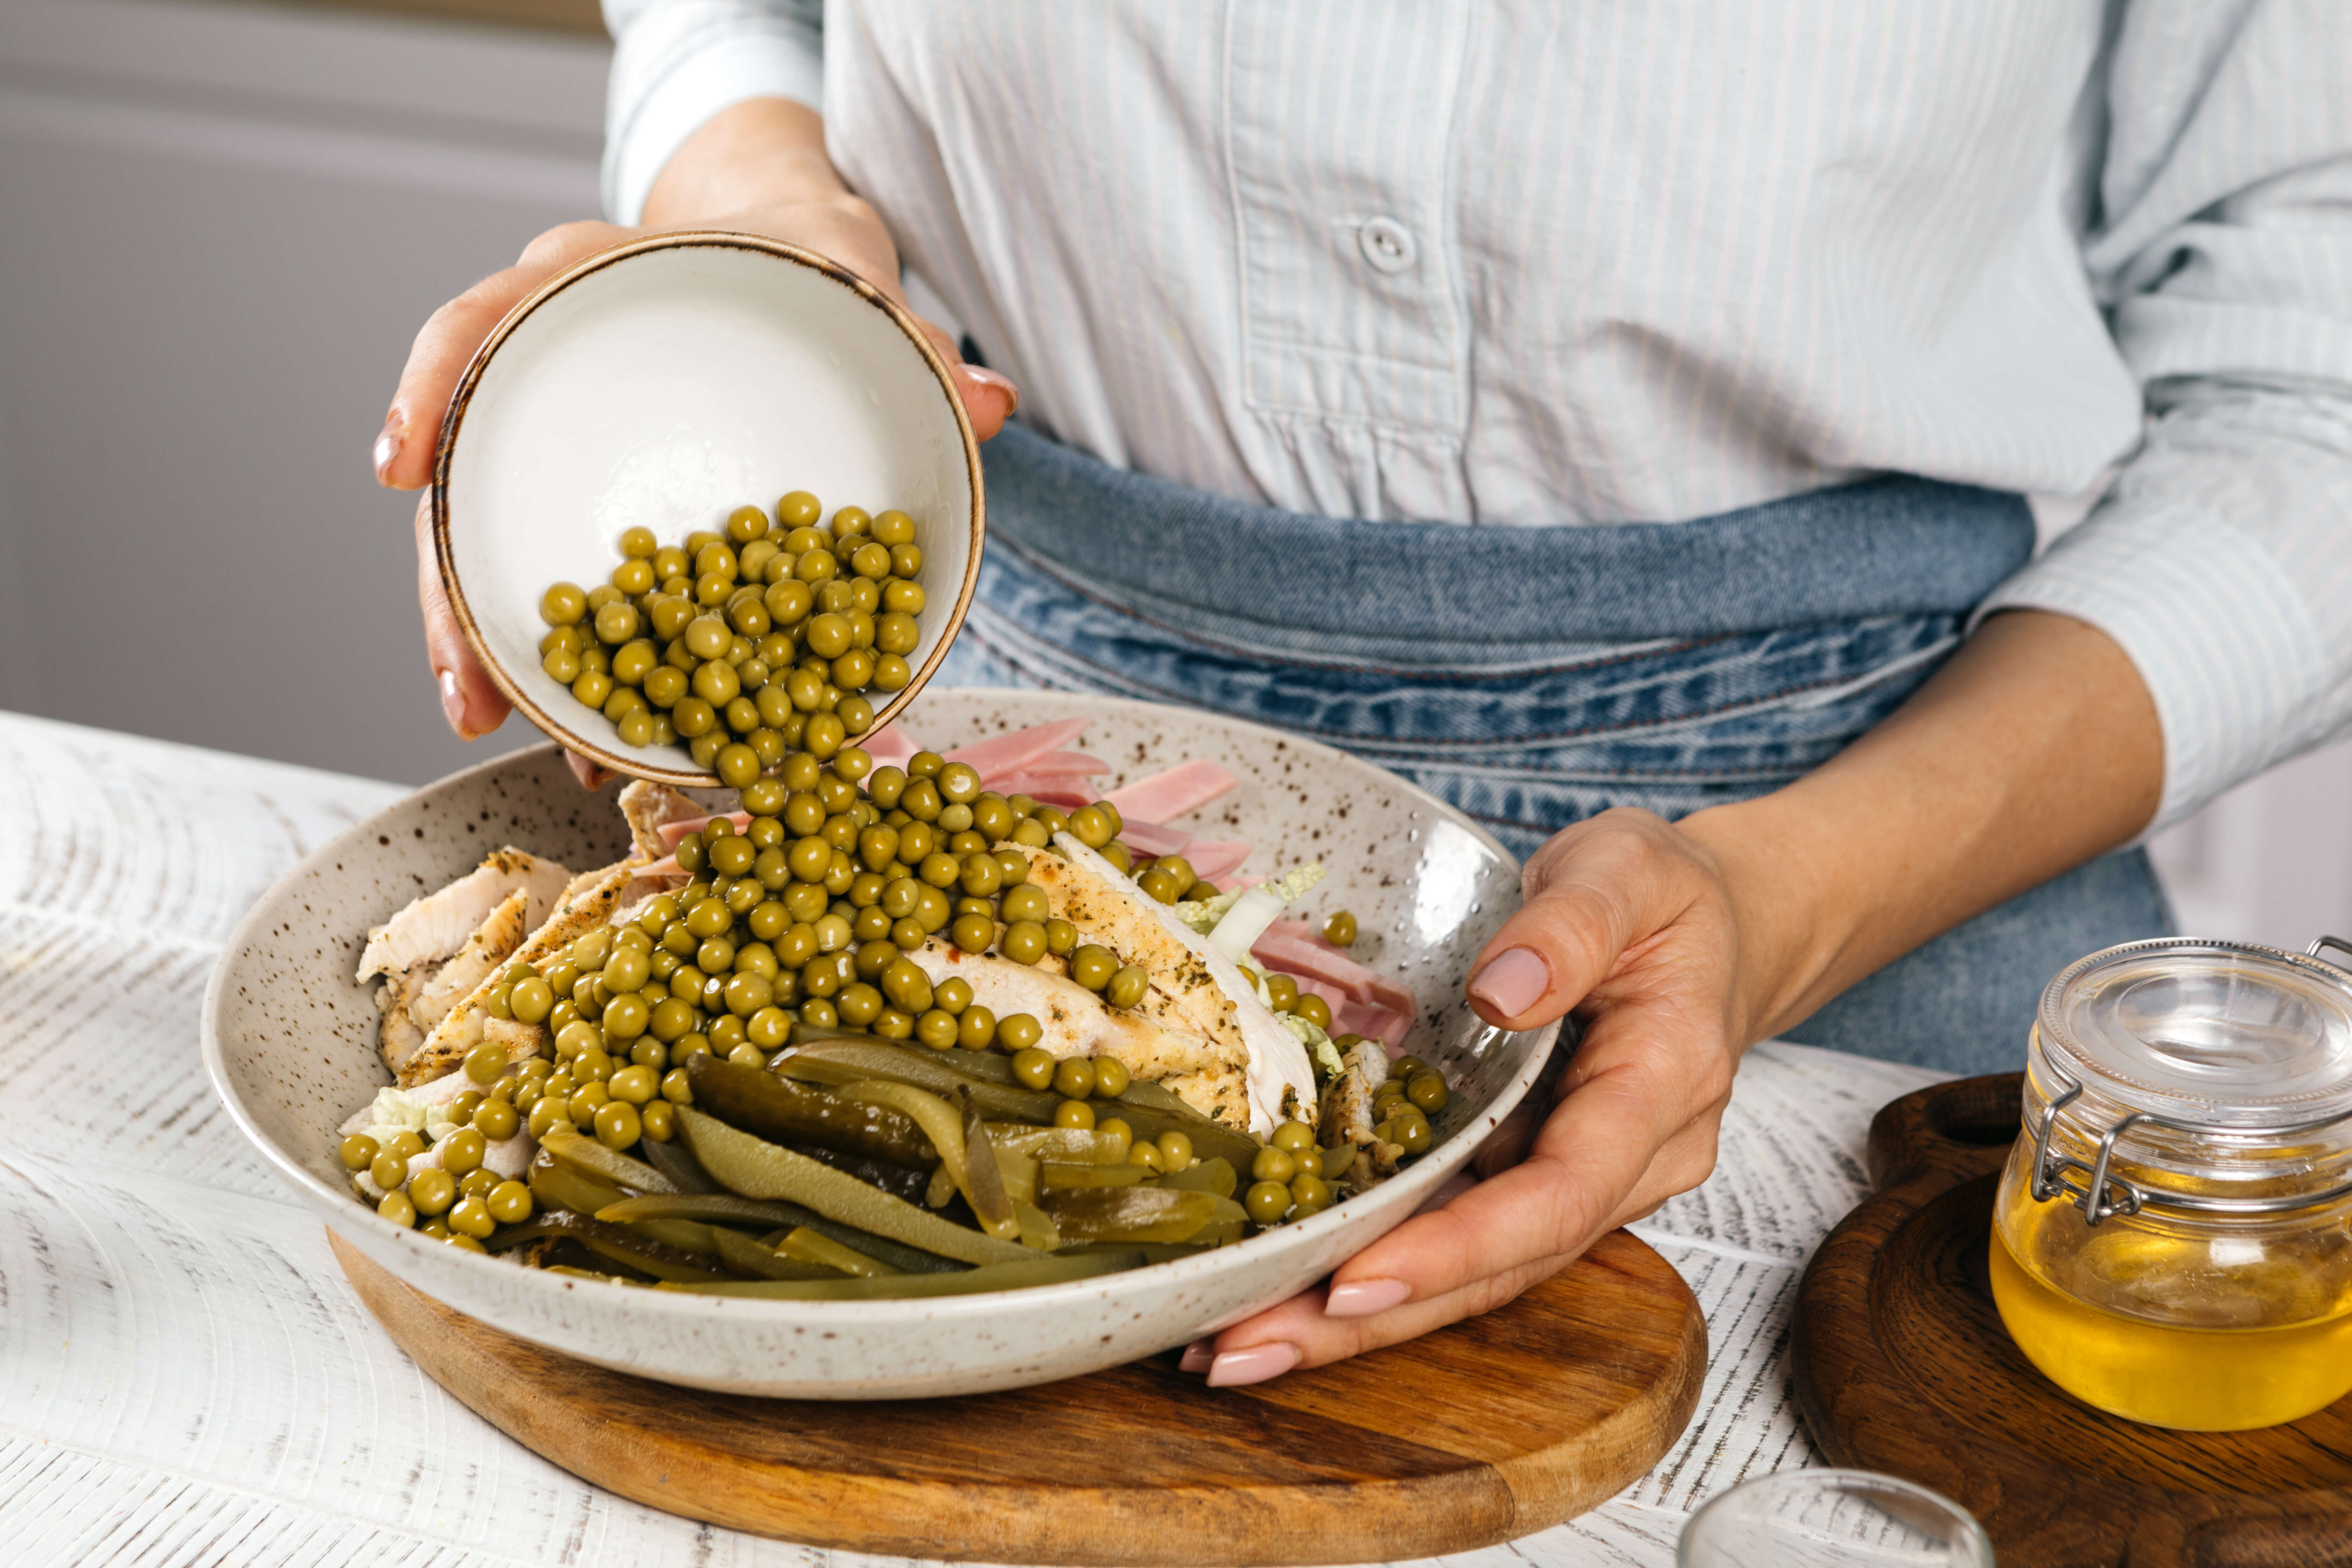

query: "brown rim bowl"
left=431, top=231, right=984, bottom=786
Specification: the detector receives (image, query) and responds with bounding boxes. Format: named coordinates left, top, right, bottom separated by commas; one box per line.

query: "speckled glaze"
left=202, top=691, right=1556, bottom=1399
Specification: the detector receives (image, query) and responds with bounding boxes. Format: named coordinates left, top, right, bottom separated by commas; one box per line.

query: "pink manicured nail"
left=372, top=412, right=404, bottom=484
left=438, top=668, right=472, bottom=738
left=1469, top=947, right=1550, bottom=1016
left=962, top=364, right=1020, bottom=412
left=1324, top=1278, right=1411, bottom=1317
left=1178, top=1338, right=1215, bottom=1374
left=1205, top=1342, right=1300, bottom=1388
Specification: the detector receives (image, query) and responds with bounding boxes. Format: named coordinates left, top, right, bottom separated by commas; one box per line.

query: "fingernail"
left=1324, top=1278, right=1411, bottom=1318
left=372, top=411, right=405, bottom=484
left=1205, top=1342, right=1300, bottom=1388
left=1177, top=1338, right=1215, bottom=1374
left=1469, top=947, right=1550, bottom=1016
left=438, top=668, right=474, bottom=739
left=964, top=364, right=1020, bottom=413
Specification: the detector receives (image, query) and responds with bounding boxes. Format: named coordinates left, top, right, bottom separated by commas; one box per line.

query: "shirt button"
left=1357, top=216, right=1417, bottom=274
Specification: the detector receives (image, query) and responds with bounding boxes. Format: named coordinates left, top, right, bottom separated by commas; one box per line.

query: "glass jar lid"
left=2029, top=936, right=2352, bottom=1224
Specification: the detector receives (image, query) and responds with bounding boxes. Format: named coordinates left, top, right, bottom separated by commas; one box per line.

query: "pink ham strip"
left=943, top=718, right=1092, bottom=780
left=1336, top=998, right=1413, bottom=1050
left=1250, top=927, right=1418, bottom=1021
left=859, top=723, right=923, bottom=770
left=988, top=773, right=1099, bottom=803
left=1013, top=751, right=1110, bottom=776
left=1115, top=819, right=1194, bottom=858
left=638, top=854, right=682, bottom=879
left=657, top=810, right=751, bottom=850
left=1104, top=758, right=1237, bottom=824
left=996, top=782, right=1095, bottom=810
left=1262, top=973, right=1413, bottom=1051
left=1182, top=840, right=1252, bottom=883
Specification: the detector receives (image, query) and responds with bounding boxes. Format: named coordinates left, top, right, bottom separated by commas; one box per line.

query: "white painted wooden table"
left=0, top=710, right=1945, bottom=1568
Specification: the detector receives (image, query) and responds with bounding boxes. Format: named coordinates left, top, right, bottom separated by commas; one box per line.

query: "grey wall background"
left=2, top=0, right=2346, bottom=951
left=0, top=0, right=607, bottom=785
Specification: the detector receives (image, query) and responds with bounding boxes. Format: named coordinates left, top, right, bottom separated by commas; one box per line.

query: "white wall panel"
left=0, top=0, right=608, bottom=785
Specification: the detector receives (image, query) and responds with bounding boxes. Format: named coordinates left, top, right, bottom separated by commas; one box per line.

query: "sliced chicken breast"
left=1042, top=834, right=1317, bottom=1134
left=618, top=779, right=712, bottom=859
left=356, top=847, right=569, bottom=985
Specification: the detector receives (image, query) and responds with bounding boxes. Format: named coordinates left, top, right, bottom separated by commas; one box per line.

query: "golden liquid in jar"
left=1991, top=1206, right=2352, bottom=1431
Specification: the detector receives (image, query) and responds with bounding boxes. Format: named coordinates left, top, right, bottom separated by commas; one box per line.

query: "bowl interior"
left=437, top=234, right=980, bottom=785
left=204, top=691, right=1552, bottom=1396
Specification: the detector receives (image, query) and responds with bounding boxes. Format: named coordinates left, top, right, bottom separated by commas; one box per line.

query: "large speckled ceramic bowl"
left=203, top=691, right=1557, bottom=1399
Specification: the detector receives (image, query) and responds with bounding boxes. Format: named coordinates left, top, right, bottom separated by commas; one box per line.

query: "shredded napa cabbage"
left=1233, top=952, right=1345, bottom=1081
left=1196, top=862, right=1326, bottom=962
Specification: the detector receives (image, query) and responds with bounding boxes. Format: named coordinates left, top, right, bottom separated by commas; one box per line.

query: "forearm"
left=1683, top=608, right=2162, bottom=1043
left=642, top=97, right=852, bottom=227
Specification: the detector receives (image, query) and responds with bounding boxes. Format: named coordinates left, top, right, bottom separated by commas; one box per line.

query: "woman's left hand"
left=1183, top=806, right=1754, bottom=1384
left=1184, top=608, right=2164, bottom=1385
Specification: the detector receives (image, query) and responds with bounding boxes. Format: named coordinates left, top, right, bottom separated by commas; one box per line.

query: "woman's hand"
left=1186, top=609, right=2163, bottom=1385
left=1184, top=808, right=1749, bottom=1384
left=374, top=99, right=1018, bottom=757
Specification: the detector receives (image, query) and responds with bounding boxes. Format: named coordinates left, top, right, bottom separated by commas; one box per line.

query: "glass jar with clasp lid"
left=1991, top=936, right=2352, bottom=1431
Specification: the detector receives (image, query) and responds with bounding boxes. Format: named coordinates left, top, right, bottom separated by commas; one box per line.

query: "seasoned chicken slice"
left=399, top=858, right=638, bottom=1086
left=358, top=849, right=569, bottom=1076
left=901, top=940, right=1251, bottom=1125
left=1037, top=835, right=1317, bottom=1135
left=1018, top=846, right=1248, bottom=1058
left=356, top=848, right=569, bottom=985
left=617, top=779, right=708, bottom=859
left=1319, top=1038, right=1404, bottom=1191
left=410, top=888, right=529, bottom=1029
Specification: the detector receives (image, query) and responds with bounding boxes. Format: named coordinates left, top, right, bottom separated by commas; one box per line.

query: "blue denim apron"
left=936, top=422, right=2171, bottom=1075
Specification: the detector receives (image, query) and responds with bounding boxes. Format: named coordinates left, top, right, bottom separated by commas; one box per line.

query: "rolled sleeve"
left=1979, top=0, right=2352, bottom=832
left=601, top=0, right=825, bottom=225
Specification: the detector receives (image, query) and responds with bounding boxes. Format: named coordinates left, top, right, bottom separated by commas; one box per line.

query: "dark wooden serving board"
left=333, top=1226, right=1705, bottom=1565
left=1792, top=1073, right=2352, bottom=1568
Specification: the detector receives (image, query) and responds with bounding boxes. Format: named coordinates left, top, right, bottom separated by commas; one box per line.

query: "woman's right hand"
left=375, top=100, right=1018, bottom=770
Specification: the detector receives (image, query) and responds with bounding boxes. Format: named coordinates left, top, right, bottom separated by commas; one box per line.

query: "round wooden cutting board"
left=1793, top=1073, right=2352, bottom=1568
left=333, top=1227, right=1704, bottom=1565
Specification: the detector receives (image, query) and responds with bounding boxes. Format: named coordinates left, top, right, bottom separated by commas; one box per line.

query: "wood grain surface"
left=333, top=1226, right=1707, bottom=1565
left=1792, top=1073, right=2352, bottom=1568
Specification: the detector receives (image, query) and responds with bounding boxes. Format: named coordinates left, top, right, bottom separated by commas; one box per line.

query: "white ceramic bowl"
left=203, top=691, right=1557, bottom=1399
left=432, top=231, right=983, bottom=787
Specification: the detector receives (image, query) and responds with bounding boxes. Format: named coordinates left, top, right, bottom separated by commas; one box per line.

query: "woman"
left=377, top=3, right=2352, bottom=1386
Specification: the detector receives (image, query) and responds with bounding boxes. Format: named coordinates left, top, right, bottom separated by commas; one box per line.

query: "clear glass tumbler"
left=1678, top=1470, right=1995, bottom=1568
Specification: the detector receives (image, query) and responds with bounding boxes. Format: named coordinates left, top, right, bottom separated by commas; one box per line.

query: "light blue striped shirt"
left=601, top=1, right=2352, bottom=831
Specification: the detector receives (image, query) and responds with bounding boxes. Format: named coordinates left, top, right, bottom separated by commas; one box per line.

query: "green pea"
left=998, top=1013, right=1044, bottom=1053
left=1067, top=805, right=1114, bottom=848
left=1043, top=918, right=1079, bottom=957
left=1294, top=993, right=1334, bottom=1030
left=1408, top=1072, right=1450, bottom=1113
left=378, top=1189, right=417, bottom=1227
left=410, top=1167, right=457, bottom=1216
left=1135, top=868, right=1185, bottom=905
left=541, top=582, right=587, bottom=625
left=340, top=1134, right=380, bottom=1171
left=1252, top=1146, right=1297, bottom=1184
left=1053, top=1056, right=1097, bottom=1099
left=957, top=1005, right=998, bottom=1050
left=472, top=1098, right=519, bottom=1141
left=1244, top=1180, right=1292, bottom=1225
left=1054, top=1098, right=1096, bottom=1130
left=602, top=993, right=650, bottom=1041
left=950, top=912, right=995, bottom=953
left=1105, top=965, right=1149, bottom=1010
left=440, top=1127, right=486, bottom=1176
left=997, top=920, right=1047, bottom=965
left=1069, top=945, right=1118, bottom=992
